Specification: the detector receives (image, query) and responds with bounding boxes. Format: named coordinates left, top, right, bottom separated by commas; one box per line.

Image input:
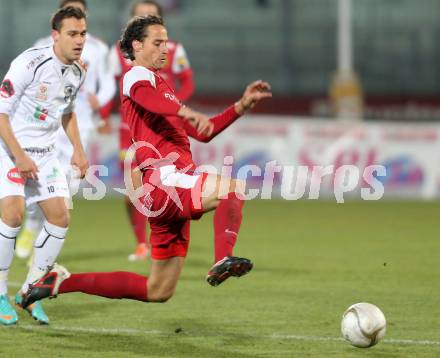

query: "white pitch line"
left=11, top=324, right=440, bottom=347
left=385, top=338, right=440, bottom=346
left=8, top=282, right=440, bottom=347
left=271, top=334, right=440, bottom=346
left=18, top=324, right=163, bottom=336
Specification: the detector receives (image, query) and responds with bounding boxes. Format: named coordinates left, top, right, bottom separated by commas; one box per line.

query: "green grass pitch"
left=1, top=198, right=440, bottom=357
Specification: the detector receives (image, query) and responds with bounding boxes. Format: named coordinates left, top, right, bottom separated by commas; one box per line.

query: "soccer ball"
left=341, top=302, right=386, bottom=348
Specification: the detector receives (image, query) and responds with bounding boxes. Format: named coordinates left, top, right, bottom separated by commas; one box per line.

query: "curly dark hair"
left=119, top=15, right=164, bottom=61
left=51, top=6, right=86, bottom=31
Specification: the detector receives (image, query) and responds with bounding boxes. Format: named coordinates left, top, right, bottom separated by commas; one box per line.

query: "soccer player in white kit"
left=15, top=0, right=116, bottom=259
left=0, top=6, right=89, bottom=325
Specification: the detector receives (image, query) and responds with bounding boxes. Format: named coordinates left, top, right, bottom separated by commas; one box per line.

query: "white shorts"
left=0, top=147, right=69, bottom=206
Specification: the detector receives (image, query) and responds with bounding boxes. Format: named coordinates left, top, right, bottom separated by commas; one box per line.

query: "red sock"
left=213, top=192, right=244, bottom=262
left=59, top=272, right=148, bottom=302
left=126, top=200, right=148, bottom=245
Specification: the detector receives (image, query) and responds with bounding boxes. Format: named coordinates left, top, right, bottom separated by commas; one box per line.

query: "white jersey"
left=34, top=34, right=115, bottom=131
left=0, top=45, right=85, bottom=150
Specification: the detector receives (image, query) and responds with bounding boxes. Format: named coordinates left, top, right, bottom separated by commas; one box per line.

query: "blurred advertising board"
left=84, top=115, right=440, bottom=200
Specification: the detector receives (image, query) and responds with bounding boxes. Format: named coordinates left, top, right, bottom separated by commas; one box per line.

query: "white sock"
left=22, top=221, right=68, bottom=293
left=24, top=204, right=44, bottom=234
left=0, top=220, right=21, bottom=295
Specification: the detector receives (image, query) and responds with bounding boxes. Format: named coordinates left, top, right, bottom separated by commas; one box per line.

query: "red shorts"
left=142, top=165, right=208, bottom=260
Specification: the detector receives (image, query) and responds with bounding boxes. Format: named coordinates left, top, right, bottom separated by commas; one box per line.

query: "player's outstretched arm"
left=183, top=80, right=272, bottom=142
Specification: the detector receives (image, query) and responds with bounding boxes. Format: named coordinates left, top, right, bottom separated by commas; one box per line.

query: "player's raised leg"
left=22, top=217, right=189, bottom=307
left=201, top=174, right=253, bottom=287
left=21, top=256, right=185, bottom=308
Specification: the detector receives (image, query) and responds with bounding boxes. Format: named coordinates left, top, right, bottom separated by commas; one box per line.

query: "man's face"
left=62, top=1, right=86, bottom=13
left=52, top=17, right=87, bottom=63
left=135, top=24, right=168, bottom=69
left=133, top=4, right=160, bottom=17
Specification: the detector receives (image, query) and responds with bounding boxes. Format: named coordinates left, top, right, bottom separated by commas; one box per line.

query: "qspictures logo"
left=120, top=141, right=187, bottom=218
left=69, top=141, right=388, bottom=215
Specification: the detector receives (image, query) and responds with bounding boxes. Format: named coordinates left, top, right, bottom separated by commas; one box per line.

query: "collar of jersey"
left=50, top=45, right=73, bottom=70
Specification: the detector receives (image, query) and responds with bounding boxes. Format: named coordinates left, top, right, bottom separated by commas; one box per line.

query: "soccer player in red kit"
left=22, top=15, right=271, bottom=307
left=107, top=0, right=195, bottom=261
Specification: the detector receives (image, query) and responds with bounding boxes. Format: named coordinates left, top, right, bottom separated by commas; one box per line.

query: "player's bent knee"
left=149, top=294, right=173, bottom=303
left=147, top=280, right=177, bottom=303
left=2, top=210, right=24, bottom=228
left=147, top=289, right=174, bottom=303
left=46, top=210, right=70, bottom=228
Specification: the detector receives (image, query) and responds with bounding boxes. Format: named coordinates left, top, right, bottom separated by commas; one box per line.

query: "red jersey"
left=104, top=40, right=194, bottom=124
left=121, top=66, right=240, bottom=170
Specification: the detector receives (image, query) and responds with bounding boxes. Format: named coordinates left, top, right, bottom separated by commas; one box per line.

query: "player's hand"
left=235, top=80, right=272, bottom=115
left=97, top=119, right=112, bottom=134
left=189, top=115, right=213, bottom=136
left=178, top=106, right=213, bottom=136
left=88, top=94, right=100, bottom=111
left=71, top=152, right=89, bottom=179
left=15, top=153, right=39, bottom=180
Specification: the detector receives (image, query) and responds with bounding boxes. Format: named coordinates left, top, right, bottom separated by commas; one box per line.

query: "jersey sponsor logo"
left=35, top=84, right=48, bottom=101
left=46, top=167, right=61, bottom=184
left=7, top=168, right=25, bottom=185
left=164, top=92, right=178, bottom=103
left=26, top=53, right=46, bottom=70
left=0, top=79, right=14, bottom=98
left=64, top=85, right=76, bottom=104
left=33, top=105, right=49, bottom=121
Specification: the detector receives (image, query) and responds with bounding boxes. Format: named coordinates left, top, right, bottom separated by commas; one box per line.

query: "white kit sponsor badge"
left=36, top=84, right=49, bottom=101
